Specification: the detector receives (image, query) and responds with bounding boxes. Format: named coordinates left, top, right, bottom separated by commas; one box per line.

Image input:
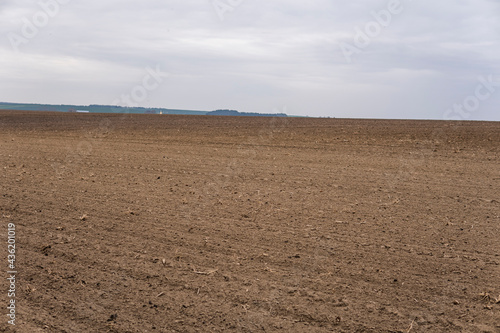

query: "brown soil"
left=1, top=111, right=499, bottom=333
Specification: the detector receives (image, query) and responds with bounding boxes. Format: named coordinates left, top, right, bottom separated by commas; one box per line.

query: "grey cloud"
left=0, top=0, right=498, bottom=120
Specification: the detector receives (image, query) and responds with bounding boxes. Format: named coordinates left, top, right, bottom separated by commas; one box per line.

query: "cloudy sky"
left=1, top=0, right=499, bottom=120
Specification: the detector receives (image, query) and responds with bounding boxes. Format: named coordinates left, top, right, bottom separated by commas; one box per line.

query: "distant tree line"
left=207, top=109, right=287, bottom=117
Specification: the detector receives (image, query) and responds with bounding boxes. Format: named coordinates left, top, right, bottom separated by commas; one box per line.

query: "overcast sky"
left=1, top=0, right=499, bottom=120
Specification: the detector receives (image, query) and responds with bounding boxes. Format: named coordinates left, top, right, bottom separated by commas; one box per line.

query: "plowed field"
left=1, top=111, right=499, bottom=332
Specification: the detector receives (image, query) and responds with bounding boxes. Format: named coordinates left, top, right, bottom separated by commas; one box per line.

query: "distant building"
left=76, top=110, right=89, bottom=113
